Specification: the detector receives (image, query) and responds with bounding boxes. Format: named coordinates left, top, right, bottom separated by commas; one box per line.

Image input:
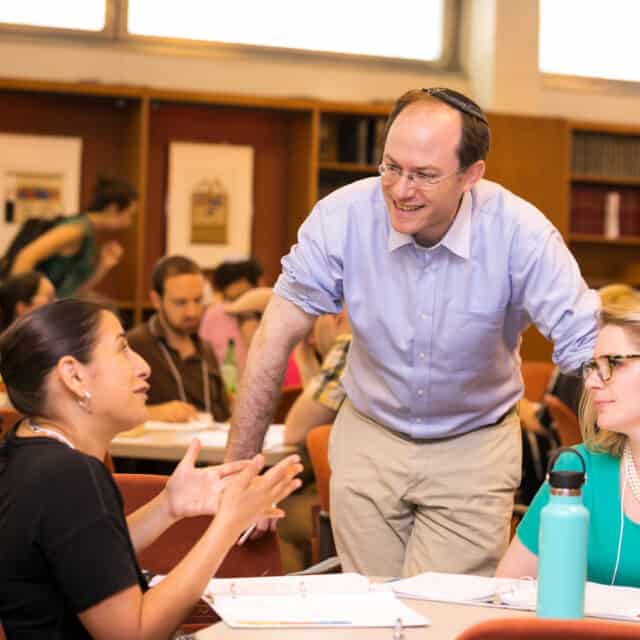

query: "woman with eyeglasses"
left=0, top=299, right=302, bottom=638
left=497, top=301, right=640, bottom=587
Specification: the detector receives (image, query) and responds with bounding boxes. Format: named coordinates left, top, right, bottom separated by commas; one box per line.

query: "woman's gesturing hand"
left=215, top=453, right=303, bottom=537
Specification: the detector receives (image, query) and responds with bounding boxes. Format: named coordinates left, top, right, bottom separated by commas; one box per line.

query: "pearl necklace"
left=623, top=442, right=640, bottom=503
left=28, top=420, right=75, bottom=450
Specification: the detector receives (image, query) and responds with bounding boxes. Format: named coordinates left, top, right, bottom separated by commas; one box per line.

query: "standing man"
left=127, top=255, right=230, bottom=424
left=226, top=89, right=598, bottom=577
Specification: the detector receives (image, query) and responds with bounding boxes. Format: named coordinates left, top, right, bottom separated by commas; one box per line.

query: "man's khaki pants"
left=328, top=400, right=522, bottom=578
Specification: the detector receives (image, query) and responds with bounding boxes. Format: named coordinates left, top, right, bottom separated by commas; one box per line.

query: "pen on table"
left=237, top=523, right=256, bottom=545
left=393, top=617, right=404, bottom=640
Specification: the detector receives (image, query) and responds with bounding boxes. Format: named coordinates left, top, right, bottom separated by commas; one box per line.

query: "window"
left=0, top=0, right=107, bottom=32
left=0, top=0, right=457, bottom=67
left=539, top=0, right=640, bottom=83
left=126, top=0, right=445, bottom=62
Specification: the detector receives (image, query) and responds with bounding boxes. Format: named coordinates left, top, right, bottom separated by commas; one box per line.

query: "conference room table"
left=194, top=597, right=534, bottom=639
left=110, top=420, right=297, bottom=467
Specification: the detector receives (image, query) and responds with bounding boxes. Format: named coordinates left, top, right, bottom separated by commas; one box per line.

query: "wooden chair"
left=0, top=407, right=21, bottom=438
left=545, top=393, right=582, bottom=446
left=114, top=473, right=282, bottom=632
left=521, top=361, right=555, bottom=402
left=305, top=424, right=336, bottom=565
left=456, top=617, right=639, bottom=639
left=273, top=385, right=303, bottom=424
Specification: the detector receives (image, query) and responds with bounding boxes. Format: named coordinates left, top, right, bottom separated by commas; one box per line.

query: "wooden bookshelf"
left=5, top=78, right=636, bottom=363
left=568, top=121, right=640, bottom=291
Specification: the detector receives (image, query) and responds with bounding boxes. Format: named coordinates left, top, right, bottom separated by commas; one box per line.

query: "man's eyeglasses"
left=581, top=354, right=640, bottom=382
left=378, top=162, right=461, bottom=189
left=422, top=88, right=489, bottom=126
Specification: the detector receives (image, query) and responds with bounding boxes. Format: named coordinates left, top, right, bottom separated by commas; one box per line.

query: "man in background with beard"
left=127, top=255, right=230, bottom=424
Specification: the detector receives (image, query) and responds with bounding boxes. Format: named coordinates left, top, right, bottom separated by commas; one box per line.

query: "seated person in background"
left=0, top=271, right=55, bottom=332
left=0, top=298, right=302, bottom=638
left=5, top=177, right=138, bottom=298
left=212, top=257, right=264, bottom=302
left=284, top=308, right=352, bottom=445
left=200, top=286, right=301, bottom=388
left=127, top=255, right=230, bottom=423
left=497, top=301, right=640, bottom=587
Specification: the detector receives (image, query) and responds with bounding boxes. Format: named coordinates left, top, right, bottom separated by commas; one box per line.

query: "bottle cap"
left=546, top=447, right=586, bottom=490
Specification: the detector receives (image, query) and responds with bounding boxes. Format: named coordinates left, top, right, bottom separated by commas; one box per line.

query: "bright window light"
left=128, top=0, right=444, bottom=61
left=0, top=1, right=106, bottom=31
left=539, top=0, right=640, bottom=82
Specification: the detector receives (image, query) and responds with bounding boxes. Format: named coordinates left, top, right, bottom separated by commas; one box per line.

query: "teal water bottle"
left=537, top=447, right=589, bottom=619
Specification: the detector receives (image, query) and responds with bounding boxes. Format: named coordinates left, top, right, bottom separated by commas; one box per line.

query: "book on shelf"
left=571, top=183, right=606, bottom=234
left=572, top=131, right=640, bottom=178
left=201, top=573, right=430, bottom=629
left=571, top=183, right=640, bottom=237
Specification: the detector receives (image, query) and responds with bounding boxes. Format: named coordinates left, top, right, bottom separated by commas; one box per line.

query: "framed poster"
left=0, top=133, right=82, bottom=256
left=166, top=142, right=254, bottom=268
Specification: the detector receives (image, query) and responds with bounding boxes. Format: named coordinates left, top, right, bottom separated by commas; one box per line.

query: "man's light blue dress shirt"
left=274, top=177, right=599, bottom=438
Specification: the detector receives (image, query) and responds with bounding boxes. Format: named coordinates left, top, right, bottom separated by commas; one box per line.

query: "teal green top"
left=37, top=215, right=96, bottom=298
left=517, top=444, right=640, bottom=587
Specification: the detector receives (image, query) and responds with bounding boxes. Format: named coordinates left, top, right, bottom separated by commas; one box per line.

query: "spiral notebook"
left=203, top=573, right=430, bottom=628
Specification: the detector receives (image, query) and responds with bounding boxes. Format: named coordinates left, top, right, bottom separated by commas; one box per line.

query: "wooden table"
left=110, top=425, right=297, bottom=467
left=194, top=598, right=534, bottom=639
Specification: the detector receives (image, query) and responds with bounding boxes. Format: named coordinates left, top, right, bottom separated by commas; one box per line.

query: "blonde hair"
left=581, top=293, right=640, bottom=456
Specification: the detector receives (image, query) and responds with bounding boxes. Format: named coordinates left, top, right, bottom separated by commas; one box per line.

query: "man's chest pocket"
left=436, top=308, right=506, bottom=372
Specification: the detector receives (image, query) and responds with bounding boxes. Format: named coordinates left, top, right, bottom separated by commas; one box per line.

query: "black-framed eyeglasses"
left=581, top=354, right=640, bottom=382
left=422, top=88, right=489, bottom=125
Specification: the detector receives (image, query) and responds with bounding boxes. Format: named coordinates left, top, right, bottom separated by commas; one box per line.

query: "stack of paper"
left=392, top=572, right=640, bottom=621
left=203, top=573, right=430, bottom=629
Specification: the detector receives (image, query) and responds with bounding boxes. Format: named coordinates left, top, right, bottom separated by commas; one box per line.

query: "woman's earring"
left=77, top=390, right=92, bottom=413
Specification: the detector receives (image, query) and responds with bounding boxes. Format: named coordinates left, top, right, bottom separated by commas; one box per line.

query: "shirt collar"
left=386, top=190, right=472, bottom=260
left=149, top=314, right=203, bottom=355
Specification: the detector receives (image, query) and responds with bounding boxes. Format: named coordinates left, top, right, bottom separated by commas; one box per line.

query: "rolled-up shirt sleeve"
left=511, top=227, right=599, bottom=373
left=274, top=199, right=345, bottom=316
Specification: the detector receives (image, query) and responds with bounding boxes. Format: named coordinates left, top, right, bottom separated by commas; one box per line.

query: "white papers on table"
left=392, top=572, right=517, bottom=604
left=175, top=424, right=286, bottom=450
left=392, top=572, right=640, bottom=621
left=500, top=580, right=640, bottom=621
left=144, top=412, right=213, bottom=432
left=138, top=419, right=286, bottom=450
left=203, top=573, right=429, bottom=629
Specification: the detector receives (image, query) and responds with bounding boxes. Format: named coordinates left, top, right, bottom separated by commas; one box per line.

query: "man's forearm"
left=225, top=347, right=288, bottom=460
left=225, top=294, right=315, bottom=461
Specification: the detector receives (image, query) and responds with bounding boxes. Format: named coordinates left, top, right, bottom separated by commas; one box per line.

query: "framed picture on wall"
left=0, top=133, right=82, bottom=256
left=166, top=142, right=254, bottom=268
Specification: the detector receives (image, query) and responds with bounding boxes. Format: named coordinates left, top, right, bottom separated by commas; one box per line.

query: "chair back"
left=545, top=394, right=582, bottom=446
left=273, top=385, right=303, bottom=424
left=114, top=473, right=282, bottom=578
left=0, top=408, right=21, bottom=438
left=521, top=361, right=555, bottom=402
left=306, top=424, right=332, bottom=512
left=456, top=616, right=640, bottom=639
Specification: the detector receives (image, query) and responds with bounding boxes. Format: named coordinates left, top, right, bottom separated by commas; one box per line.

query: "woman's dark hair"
left=0, top=271, right=42, bottom=331
left=0, top=298, right=106, bottom=415
left=88, top=176, right=138, bottom=212
left=213, top=259, right=264, bottom=292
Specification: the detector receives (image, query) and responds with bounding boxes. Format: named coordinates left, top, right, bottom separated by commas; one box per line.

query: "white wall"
left=0, top=0, right=639, bottom=123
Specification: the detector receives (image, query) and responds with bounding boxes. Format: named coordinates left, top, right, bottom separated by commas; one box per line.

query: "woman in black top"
left=0, top=299, right=302, bottom=639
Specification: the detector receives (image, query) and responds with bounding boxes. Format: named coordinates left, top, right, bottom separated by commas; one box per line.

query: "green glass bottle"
left=221, top=338, right=238, bottom=394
